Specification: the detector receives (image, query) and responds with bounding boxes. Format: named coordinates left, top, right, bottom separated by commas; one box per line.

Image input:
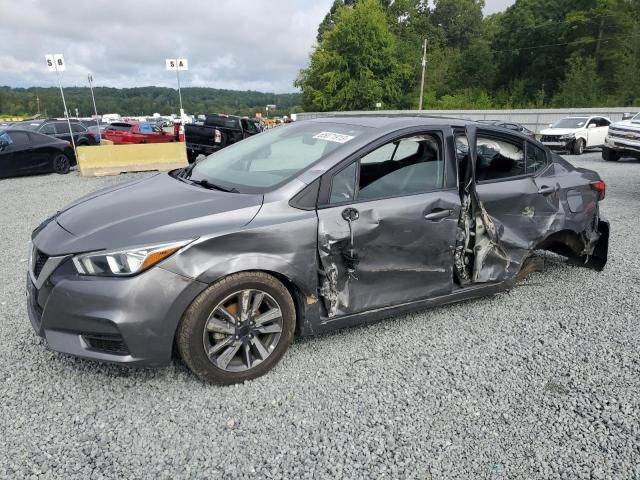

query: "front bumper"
left=542, top=140, right=572, bottom=151
left=605, top=136, right=640, bottom=154
left=26, top=263, right=207, bottom=366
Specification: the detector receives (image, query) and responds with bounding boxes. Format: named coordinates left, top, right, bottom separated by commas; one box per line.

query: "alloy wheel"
left=202, top=289, right=283, bottom=372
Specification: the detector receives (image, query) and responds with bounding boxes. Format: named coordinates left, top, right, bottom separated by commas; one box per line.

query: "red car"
left=102, top=121, right=177, bottom=144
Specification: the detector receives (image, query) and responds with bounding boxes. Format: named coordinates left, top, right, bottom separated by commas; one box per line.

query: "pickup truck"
left=602, top=112, right=640, bottom=161
left=184, top=114, right=261, bottom=163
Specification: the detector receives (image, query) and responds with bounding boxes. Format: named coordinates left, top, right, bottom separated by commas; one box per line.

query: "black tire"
left=51, top=152, right=71, bottom=174
left=602, top=147, right=621, bottom=162
left=177, top=272, right=296, bottom=384
left=572, top=138, right=585, bottom=155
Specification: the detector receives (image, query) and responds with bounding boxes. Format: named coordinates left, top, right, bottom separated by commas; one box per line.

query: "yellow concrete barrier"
left=77, top=142, right=188, bottom=177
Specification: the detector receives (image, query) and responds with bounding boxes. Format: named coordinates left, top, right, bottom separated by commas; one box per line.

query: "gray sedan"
left=27, top=117, right=609, bottom=384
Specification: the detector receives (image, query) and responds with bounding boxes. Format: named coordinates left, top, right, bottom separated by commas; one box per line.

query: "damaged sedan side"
left=27, top=117, right=609, bottom=384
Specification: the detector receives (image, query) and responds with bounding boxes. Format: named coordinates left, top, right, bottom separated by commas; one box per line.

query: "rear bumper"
left=26, top=266, right=207, bottom=366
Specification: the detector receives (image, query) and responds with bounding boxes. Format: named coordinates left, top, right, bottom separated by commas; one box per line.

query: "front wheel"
left=572, top=138, right=585, bottom=155
left=51, top=153, right=70, bottom=174
left=177, top=272, right=296, bottom=384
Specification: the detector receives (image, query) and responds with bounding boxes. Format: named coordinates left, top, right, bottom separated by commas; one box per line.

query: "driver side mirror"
left=0, top=139, right=8, bottom=150
left=548, top=123, right=553, bottom=128
left=587, top=124, right=596, bottom=129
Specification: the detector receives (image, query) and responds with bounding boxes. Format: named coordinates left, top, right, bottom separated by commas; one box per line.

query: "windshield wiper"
left=183, top=177, right=239, bottom=193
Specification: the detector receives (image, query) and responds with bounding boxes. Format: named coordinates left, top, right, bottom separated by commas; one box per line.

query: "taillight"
left=214, top=129, right=222, bottom=143
left=591, top=180, right=606, bottom=200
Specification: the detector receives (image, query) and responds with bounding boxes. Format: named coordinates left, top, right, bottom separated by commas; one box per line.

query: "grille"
left=608, top=127, right=640, bottom=141
left=541, top=135, right=561, bottom=143
left=33, top=249, right=49, bottom=279
left=83, top=335, right=129, bottom=355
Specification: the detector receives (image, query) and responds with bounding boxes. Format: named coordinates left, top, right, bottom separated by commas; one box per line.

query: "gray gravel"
left=1, top=153, right=639, bottom=479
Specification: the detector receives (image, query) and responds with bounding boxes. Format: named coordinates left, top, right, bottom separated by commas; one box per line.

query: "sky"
left=0, top=0, right=515, bottom=93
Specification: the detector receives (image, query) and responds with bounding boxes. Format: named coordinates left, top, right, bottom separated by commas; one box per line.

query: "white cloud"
left=0, top=0, right=332, bottom=92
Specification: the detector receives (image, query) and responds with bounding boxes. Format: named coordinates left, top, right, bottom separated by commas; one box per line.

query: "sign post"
left=45, top=54, right=76, bottom=156
left=166, top=58, right=188, bottom=120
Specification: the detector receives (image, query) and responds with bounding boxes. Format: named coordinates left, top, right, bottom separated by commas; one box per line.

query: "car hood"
left=611, top=120, right=640, bottom=131
left=35, top=173, right=263, bottom=255
left=540, top=128, right=583, bottom=136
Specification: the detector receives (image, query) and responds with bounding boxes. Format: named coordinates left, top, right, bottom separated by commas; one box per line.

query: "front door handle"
left=424, top=209, right=453, bottom=221
left=538, top=185, right=556, bottom=195
left=341, top=207, right=359, bottom=222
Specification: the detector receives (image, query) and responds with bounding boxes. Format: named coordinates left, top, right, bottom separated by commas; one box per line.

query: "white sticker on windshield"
left=313, top=131, right=355, bottom=143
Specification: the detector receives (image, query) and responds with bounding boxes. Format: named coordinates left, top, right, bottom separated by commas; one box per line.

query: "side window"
left=599, top=118, right=610, bottom=127
left=39, top=123, right=56, bottom=135
left=587, top=118, right=598, bottom=128
left=8, top=131, right=30, bottom=145
left=358, top=134, right=443, bottom=200
left=476, top=135, right=525, bottom=181
left=526, top=142, right=547, bottom=174
left=54, top=122, right=70, bottom=135
left=0, top=131, right=14, bottom=145
left=70, top=123, right=85, bottom=133
left=138, top=123, right=153, bottom=134
left=329, top=161, right=357, bottom=204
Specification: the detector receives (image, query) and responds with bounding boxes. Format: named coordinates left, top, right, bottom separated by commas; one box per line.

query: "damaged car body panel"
left=311, top=119, right=609, bottom=328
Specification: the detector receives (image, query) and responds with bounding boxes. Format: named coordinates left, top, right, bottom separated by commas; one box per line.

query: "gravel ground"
left=1, top=152, right=639, bottom=479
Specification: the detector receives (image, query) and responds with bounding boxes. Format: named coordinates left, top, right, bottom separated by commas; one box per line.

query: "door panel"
left=317, top=190, right=460, bottom=317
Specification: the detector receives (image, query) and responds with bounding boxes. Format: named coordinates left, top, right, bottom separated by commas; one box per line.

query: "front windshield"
left=553, top=118, right=588, bottom=129
left=191, top=122, right=368, bottom=192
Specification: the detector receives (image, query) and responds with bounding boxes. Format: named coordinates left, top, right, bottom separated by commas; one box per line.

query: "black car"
left=476, top=119, right=536, bottom=139
left=0, top=128, right=75, bottom=178
left=12, top=119, right=99, bottom=146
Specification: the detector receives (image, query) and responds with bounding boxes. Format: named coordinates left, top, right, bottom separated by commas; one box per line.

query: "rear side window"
left=7, top=131, right=30, bottom=145
left=476, top=135, right=525, bottom=181
left=70, top=123, right=86, bottom=133
left=526, top=142, right=547, bottom=174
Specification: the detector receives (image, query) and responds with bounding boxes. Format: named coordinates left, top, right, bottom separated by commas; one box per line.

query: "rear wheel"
left=51, top=153, right=70, bottom=174
left=602, top=147, right=621, bottom=162
left=572, top=138, right=585, bottom=155
left=177, top=272, right=296, bottom=384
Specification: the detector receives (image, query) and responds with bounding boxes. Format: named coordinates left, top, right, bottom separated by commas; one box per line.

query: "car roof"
left=302, top=115, right=474, bottom=130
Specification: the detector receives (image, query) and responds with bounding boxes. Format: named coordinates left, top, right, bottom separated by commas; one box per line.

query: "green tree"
left=552, top=56, right=603, bottom=107
left=295, top=0, right=411, bottom=111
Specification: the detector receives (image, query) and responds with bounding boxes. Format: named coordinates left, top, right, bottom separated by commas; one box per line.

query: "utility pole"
left=418, top=39, right=427, bottom=111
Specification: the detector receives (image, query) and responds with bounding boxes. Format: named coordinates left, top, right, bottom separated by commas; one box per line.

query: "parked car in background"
left=26, top=117, right=609, bottom=384
left=102, top=121, right=177, bottom=144
left=184, top=114, right=261, bottom=162
left=540, top=116, right=611, bottom=155
left=602, top=112, right=640, bottom=161
left=0, top=129, right=74, bottom=178
left=11, top=119, right=99, bottom=147
left=476, top=119, right=536, bottom=139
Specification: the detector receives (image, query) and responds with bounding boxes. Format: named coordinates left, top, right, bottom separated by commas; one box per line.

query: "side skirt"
left=308, top=280, right=513, bottom=336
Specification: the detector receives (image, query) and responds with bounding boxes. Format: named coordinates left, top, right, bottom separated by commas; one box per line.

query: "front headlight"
left=559, top=133, right=575, bottom=141
left=72, top=240, right=192, bottom=276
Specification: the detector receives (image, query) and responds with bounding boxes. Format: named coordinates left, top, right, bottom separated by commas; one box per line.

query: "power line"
left=490, top=32, right=640, bottom=54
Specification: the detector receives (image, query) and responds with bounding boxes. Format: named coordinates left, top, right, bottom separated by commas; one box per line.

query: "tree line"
left=296, top=0, right=640, bottom=111
left=0, top=86, right=302, bottom=118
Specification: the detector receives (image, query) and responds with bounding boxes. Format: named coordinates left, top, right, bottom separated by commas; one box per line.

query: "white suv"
left=540, top=116, right=611, bottom=155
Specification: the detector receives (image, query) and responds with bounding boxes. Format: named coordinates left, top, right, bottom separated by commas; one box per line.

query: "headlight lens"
left=72, top=240, right=191, bottom=276
left=559, top=133, right=575, bottom=140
